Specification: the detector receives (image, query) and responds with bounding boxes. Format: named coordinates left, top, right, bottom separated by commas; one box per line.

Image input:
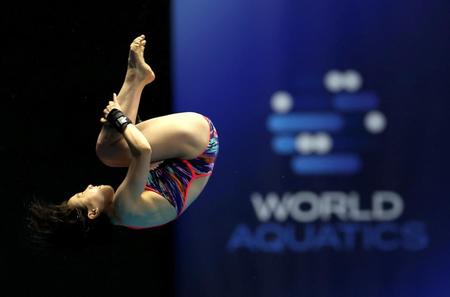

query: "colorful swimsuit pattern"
left=144, top=116, right=219, bottom=216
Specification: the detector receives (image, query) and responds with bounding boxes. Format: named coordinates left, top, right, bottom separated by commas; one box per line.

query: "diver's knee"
left=95, top=142, right=124, bottom=167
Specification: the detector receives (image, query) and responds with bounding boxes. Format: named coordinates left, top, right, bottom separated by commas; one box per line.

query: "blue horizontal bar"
left=267, top=113, right=344, bottom=132
left=291, top=154, right=361, bottom=175
left=272, top=135, right=371, bottom=153
left=272, top=136, right=295, bottom=154
left=333, top=92, right=379, bottom=112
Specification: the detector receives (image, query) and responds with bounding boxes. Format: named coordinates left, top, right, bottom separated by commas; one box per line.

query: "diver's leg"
left=96, top=34, right=155, bottom=165
left=96, top=36, right=210, bottom=168
left=101, top=112, right=211, bottom=168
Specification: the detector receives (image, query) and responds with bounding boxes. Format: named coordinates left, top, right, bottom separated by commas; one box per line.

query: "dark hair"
left=26, top=198, right=113, bottom=249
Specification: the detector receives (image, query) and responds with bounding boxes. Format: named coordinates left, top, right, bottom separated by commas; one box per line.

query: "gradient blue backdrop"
left=172, top=1, right=450, bottom=296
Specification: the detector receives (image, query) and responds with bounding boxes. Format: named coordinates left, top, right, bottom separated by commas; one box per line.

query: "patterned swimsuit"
left=144, top=116, right=219, bottom=217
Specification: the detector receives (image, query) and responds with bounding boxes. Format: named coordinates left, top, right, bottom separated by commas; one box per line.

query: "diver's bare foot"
left=126, top=35, right=155, bottom=85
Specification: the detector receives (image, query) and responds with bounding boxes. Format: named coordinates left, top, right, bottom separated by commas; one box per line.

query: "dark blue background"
left=173, top=1, right=450, bottom=296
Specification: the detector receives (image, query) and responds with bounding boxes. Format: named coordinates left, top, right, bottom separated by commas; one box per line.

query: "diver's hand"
left=100, top=93, right=123, bottom=124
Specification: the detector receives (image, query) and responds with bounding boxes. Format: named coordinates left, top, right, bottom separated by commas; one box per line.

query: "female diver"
left=28, top=35, right=219, bottom=246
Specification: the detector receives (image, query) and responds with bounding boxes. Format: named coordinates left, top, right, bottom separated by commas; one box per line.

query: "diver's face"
left=67, top=185, right=115, bottom=215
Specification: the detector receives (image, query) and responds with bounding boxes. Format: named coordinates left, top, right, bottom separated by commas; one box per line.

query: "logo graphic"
left=226, top=69, right=428, bottom=254
left=267, top=70, right=387, bottom=175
